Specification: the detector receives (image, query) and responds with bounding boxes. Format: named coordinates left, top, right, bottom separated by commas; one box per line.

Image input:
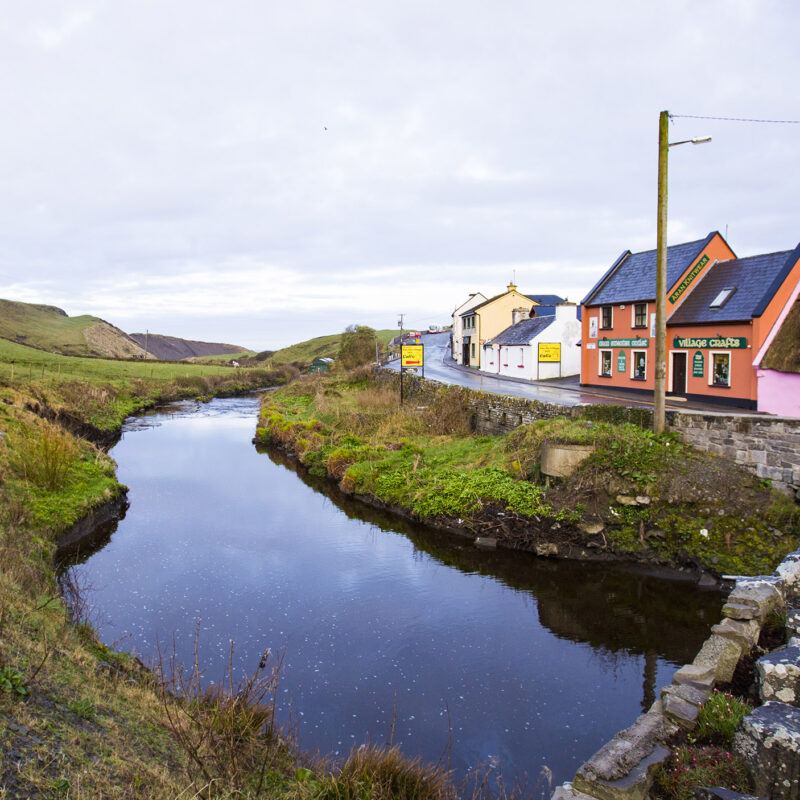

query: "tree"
left=338, top=325, right=377, bottom=369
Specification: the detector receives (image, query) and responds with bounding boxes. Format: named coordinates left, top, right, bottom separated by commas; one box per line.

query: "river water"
left=60, top=395, right=723, bottom=787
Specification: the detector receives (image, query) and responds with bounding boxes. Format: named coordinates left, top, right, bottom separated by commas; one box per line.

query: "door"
left=462, top=342, right=470, bottom=366
left=671, top=352, right=687, bottom=395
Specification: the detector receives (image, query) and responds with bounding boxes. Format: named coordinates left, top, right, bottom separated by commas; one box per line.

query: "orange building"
left=580, top=232, right=800, bottom=410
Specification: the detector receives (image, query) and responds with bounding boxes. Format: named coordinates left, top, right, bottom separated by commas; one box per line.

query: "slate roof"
left=583, top=233, right=719, bottom=306
left=760, top=300, right=800, bottom=374
left=527, top=294, right=565, bottom=306
left=486, top=315, right=555, bottom=345
left=668, top=246, right=800, bottom=325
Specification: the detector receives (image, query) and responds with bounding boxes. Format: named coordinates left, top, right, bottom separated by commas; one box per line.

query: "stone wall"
left=667, top=411, right=800, bottom=499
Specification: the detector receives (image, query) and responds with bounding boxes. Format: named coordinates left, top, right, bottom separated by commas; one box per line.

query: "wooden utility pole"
left=654, top=110, right=669, bottom=434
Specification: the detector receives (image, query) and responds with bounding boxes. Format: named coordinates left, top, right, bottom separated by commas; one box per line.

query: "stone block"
left=787, top=609, right=800, bottom=640
left=722, top=581, right=783, bottom=623
left=672, top=664, right=715, bottom=692
left=711, top=618, right=762, bottom=650
left=573, top=744, right=671, bottom=800
left=733, top=701, right=800, bottom=800
left=775, top=552, right=800, bottom=603
left=692, top=635, right=743, bottom=683
left=661, top=684, right=708, bottom=729
left=757, top=646, right=800, bottom=705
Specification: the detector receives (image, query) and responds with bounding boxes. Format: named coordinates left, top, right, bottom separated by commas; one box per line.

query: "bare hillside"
left=128, top=333, right=251, bottom=361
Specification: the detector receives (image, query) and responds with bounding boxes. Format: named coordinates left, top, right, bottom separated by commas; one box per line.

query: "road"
left=387, top=332, right=710, bottom=411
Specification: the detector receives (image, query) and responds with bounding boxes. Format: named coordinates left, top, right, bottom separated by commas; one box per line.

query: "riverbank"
left=0, top=366, right=473, bottom=799
left=254, top=368, right=798, bottom=579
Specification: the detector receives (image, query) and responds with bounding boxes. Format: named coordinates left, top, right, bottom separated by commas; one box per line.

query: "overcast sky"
left=1, top=1, right=797, bottom=350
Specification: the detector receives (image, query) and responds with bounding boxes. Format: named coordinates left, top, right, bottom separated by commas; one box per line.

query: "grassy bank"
left=255, top=368, right=798, bottom=577
left=0, top=353, right=476, bottom=799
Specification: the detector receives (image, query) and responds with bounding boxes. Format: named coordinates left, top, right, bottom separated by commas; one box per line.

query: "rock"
left=660, top=683, right=708, bottom=729
left=550, top=783, right=597, bottom=800
left=573, top=704, right=672, bottom=800
left=775, top=550, right=800, bottom=603
left=722, top=581, right=783, bottom=623
left=615, top=495, right=639, bottom=506
left=692, top=635, right=743, bottom=684
left=693, top=789, right=762, bottom=800
left=474, top=537, right=497, bottom=549
left=787, top=609, right=800, bottom=641
left=580, top=522, right=605, bottom=535
left=733, top=701, right=800, bottom=800
left=535, top=542, right=559, bottom=557
left=756, top=646, right=800, bottom=705
left=672, top=664, right=715, bottom=692
left=634, top=496, right=650, bottom=505
left=710, top=618, right=761, bottom=650
left=697, top=573, right=719, bottom=588
left=646, top=528, right=666, bottom=539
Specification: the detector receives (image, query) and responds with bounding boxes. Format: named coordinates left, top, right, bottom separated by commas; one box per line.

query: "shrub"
left=653, top=745, right=751, bottom=800
left=695, top=690, right=752, bottom=745
left=0, top=665, right=29, bottom=698
left=11, top=422, right=80, bottom=490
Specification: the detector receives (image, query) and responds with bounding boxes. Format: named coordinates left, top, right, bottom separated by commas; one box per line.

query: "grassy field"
left=0, top=298, right=146, bottom=358
left=268, top=329, right=398, bottom=365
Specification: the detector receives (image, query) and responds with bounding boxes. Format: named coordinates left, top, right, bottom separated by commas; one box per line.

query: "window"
left=710, top=288, right=736, bottom=309
left=601, top=306, right=613, bottom=329
left=599, top=349, right=612, bottom=377
left=470, top=343, right=476, bottom=359
left=633, top=303, right=647, bottom=328
left=632, top=350, right=647, bottom=380
left=711, top=352, right=730, bottom=387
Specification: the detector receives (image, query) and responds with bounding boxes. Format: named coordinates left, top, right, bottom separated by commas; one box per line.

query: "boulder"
left=693, top=789, right=763, bottom=800
left=786, top=609, right=800, bottom=641
left=710, top=618, right=762, bottom=650
left=774, top=550, right=800, bottom=602
left=692, top=635, right=744, bottom=684
left=756, top=646, right=800, bottom=705
left=722, top=581, right=783, bottom=623
left=733, top=701, right=800, bottom=800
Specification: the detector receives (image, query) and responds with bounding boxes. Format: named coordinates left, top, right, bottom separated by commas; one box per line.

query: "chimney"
left=507, top=281, right=517, bottom=293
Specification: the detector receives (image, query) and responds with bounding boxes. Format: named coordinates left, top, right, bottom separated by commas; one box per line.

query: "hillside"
left=0, top=298, right=147, bottom=359
left=128, top=332, right=252, bottom=361
left=269, top=329, right=398, bottom=365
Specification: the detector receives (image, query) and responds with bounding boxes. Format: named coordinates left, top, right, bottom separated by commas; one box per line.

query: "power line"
left=671, top=113, right=800, bottom=124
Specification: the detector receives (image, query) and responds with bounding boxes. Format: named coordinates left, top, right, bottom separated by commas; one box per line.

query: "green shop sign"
left=692, top=350, right=705, bottom=377
left=598, top=338, right=649, bottom=348
left=669, top=254, right=709, bottom=304
left=617, top=350, right=626, bottom=373
left=673, top=336, right=747, bottom=349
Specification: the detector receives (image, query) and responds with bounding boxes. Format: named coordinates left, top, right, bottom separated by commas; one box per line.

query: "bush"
left=653, top=745, right=751, bottom=800
left=11, top=422, right=80, bottom=490
left=695, top=690, right=752, bottom=744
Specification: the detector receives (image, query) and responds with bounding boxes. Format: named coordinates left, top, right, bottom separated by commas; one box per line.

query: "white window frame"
left=631, top=349, right=647, bottom=381
left=599, top=348, right=613, bottom=377
left=632, top=302, right=648, bottom=329
left=709, top=350, right=731, bottom=388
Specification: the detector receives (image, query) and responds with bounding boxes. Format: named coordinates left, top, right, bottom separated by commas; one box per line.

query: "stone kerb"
left=552, top=548, right=800, bottom=800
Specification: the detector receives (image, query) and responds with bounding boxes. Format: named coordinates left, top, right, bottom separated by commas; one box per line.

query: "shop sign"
left=669, top=254, right=709, bottom=304
left=617, top=351, right=626, bottom=373
left=598, top=337, right=649, bottom=348
left=673, top=336, right=747, bottom=349
left=692, top=350, right=705, bottom=377
left=538, top=343, right=561, bottom=362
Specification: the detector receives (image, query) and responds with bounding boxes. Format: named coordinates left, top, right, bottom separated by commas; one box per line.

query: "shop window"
left=599, top=349, right=612, bottom=377
left=711, top=352, right=730, bottom=387
left=601, top=305, right=613, bottom=329
left=632, top=350, right=647, bottom=381
left=633, top=303, right=647, bottom=328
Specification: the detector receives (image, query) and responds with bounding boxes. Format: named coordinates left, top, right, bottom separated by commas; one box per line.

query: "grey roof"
left=486, top=315, right=555, bottom=345
left=668, top=246, right=800, bottom=325
left=583, top=233, right=719, bottom=306
left=527, top=294, right=565, bottom=306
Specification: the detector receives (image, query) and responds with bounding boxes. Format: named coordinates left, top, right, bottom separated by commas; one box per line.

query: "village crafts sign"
left=673, top=336, right=747, bottom=349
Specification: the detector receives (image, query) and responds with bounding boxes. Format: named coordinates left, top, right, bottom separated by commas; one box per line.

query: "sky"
left=0, top=1, right=798, bottom=350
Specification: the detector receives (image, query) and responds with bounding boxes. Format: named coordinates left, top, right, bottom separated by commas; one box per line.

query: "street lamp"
left=654, top=110, right=711, bottom=433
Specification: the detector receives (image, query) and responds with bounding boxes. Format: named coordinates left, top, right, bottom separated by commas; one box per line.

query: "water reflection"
left=59, top=396, right=722, bottom=786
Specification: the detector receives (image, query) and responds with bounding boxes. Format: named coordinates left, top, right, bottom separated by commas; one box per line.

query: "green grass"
left=268, top=329, right=398, bottom=365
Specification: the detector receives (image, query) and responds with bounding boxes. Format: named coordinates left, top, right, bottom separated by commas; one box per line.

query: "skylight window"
left=709, top=287, right=736, bottom=308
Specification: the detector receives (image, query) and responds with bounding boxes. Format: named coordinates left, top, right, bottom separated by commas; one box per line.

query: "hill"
left=269, top=329, right=398, bottom=365
left=0, top=298, right=147, bottom=359
left=128, top=332, right=252, bottom=361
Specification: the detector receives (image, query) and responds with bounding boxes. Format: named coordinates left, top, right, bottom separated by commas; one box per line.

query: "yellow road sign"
left=401, top=344, right=424, bottom=367
left=538, top=343, right=561, bottom=363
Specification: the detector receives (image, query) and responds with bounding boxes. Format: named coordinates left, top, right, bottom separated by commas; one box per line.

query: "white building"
left=480, top=303, right=582, bottom=380
left=451, top=292, right=487, bottom=365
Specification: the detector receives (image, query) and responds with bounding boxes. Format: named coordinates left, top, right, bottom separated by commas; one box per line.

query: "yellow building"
left=458, top=283, right=537, bottom=368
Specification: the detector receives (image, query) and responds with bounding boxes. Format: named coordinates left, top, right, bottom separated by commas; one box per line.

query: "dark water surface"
left=62, top=396, right=723, bottom=786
